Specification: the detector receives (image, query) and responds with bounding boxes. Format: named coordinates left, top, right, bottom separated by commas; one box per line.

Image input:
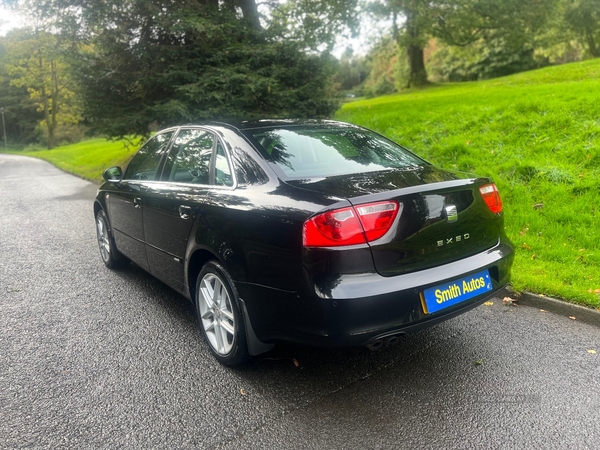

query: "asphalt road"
left=1, top=153, right=599, bottom=450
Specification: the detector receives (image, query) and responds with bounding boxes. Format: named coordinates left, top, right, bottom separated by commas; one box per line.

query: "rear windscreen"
left=243, top=126, right=426, bottom=178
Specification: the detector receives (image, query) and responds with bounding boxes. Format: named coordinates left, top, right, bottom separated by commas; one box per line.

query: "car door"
left=107, top=130, right=175, bottom=271
left=143, top=127, right=217, bottom=291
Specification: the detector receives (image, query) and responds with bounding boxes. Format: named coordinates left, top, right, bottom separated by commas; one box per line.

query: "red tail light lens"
left=355, top=201, right=400, bottom=241
left=479, top=183, right=503, bottom=214
left=303, top=201, right=400, bottom=247
left=303, top=207, right=365, bottom=247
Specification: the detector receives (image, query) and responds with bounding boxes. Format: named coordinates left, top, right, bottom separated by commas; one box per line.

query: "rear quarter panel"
left=185, top=181, right=345, bottom=292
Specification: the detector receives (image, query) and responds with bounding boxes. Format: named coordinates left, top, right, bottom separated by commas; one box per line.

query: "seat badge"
left=445, top=205, right=458, bottom=223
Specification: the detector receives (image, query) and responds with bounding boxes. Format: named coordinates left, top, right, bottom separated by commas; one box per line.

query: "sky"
left=0, top=6, right=25, bottom=36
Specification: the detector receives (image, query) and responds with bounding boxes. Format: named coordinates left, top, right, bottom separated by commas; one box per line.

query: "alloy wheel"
left=198, top=273, right=235, bottom=355
left=96, top=215, right=111, bottom=263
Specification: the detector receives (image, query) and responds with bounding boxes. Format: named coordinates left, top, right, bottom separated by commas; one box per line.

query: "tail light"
left=303, top=201, right=400, bottom=247
left=479, top=183, right=503, bottom=214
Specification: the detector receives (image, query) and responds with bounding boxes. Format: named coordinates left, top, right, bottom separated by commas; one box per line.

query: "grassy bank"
left=336, top=59, right=600, bottom=307
left=6, top=138, right=142, bottom=182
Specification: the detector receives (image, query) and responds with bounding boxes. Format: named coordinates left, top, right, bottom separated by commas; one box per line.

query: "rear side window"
left=243, top=126, right=425, bottom=178
left=124, top=131, right=174, bottom=180
left=165, top=129, right=215, bottom=184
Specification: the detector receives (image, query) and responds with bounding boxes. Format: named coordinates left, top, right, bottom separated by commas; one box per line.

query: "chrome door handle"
left=179, top=205, right=192, bottom=220
left=133, top=197, right=142, bottom=209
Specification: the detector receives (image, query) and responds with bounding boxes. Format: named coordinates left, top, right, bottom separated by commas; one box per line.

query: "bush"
left=428, top=38, right=546, bottom=82
left=35, top=123, right=88, bottom=147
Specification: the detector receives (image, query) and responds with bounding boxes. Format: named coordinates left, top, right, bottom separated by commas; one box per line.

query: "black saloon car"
left=94, top=120, right=514, bottom=366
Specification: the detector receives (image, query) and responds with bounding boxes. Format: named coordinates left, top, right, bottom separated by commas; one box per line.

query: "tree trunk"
left=586, top=30, right=599, bottom=57
left=405, top=6, right=428, bottom=87
left=42, top=85, right=55, bottom=149
left=407, top=43, right=427, bottom=87
left=237, top=0, right=261, bottom=31
left=50, top=59, right=58, bottom=149
left=39, top=55, right=55, bottom=149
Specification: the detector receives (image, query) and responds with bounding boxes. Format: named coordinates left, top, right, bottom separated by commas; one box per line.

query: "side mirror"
left=102, top=166, right=123, bottom=183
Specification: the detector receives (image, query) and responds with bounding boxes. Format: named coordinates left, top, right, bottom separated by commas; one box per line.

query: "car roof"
left=181, top=119, right=358, bottom=132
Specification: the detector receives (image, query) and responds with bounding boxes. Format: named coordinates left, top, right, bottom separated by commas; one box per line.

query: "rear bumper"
left=236, top=239, right=514, bottom=348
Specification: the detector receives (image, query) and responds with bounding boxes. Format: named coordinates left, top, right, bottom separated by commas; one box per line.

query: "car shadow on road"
left=106, top=260, right=198, bottom=324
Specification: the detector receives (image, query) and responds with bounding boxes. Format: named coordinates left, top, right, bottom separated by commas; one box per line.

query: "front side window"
left=243, top=126, right=425, bottom=179
left=165, top=129, right=215, bottom=184
left=124, top=131, right=174, bottom=180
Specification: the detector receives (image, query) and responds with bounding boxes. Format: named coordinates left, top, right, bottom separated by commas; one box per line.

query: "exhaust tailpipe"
left=385, top=336, right=399, bottom=347
left=366, top=335, right=402, bottom=351
left=366, top=340, right=384, bottom=352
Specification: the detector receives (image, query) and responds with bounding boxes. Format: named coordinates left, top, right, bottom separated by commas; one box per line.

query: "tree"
left=335, top=47, right=370, bottom=92
left=564, top=0, right=600, bottom=57
left=5, top=29, right=80, bottom=148
left=269, top=0, right=360, bottom=53
left=0, top=33, right=43, bottom=145
left=360, top=38, right=404, bottom=96
left=373, top=0, right=557, bottom=87
left=428, top=36, right=542, bottom=82
left=8, top=0, right=358, bottom=138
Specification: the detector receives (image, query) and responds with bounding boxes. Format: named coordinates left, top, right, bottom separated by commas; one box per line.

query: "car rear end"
left=240, top=121, right=514, bottom=347
left=297, top=173, right=513, bottom=347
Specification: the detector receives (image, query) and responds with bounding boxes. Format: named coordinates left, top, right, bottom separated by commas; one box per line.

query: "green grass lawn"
left=6, top=137, right=142, bottom=181
left=336, top=59, right=600, bottom=308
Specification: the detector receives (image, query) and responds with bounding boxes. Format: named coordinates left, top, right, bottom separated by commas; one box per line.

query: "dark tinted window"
left=124, top=131, right=174, bottom=180
left=231, top=147, right=269, bottom=186
left=244, top=127, right=425, bottom=178
left=165, top=129, right=215, bottom=184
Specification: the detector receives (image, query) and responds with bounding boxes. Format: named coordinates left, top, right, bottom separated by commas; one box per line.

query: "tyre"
left=196, top=261, right=249, bottom=366
left=95, top=209, right=127, bottom=269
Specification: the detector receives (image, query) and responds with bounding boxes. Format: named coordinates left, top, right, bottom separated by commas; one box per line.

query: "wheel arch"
left=186, top=248, right=222, bottom=303
left=93, top=199, right=111, bottom=231
left=93, top=200, right=103, bottom=217
left=186, top=247, right=274, bottom=357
